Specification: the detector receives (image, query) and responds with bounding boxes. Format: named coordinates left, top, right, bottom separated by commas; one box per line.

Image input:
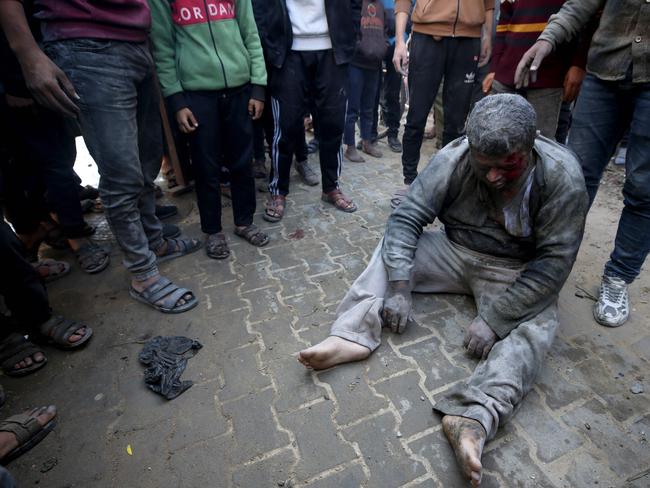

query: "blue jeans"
left=344, top=65, right=380, bottom=145
left=45, top=40, right=163, bottom=280
left=569, top=74, right=650, bottom=283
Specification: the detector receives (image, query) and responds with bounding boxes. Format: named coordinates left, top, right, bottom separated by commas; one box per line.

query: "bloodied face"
left=470, top=151, right=530, bottom=192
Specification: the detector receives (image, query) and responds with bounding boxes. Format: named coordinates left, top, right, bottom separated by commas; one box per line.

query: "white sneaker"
left=593, top=275, right=630, bottom=327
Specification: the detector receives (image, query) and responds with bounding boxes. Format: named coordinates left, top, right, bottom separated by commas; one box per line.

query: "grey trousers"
left=491, top=80, right=563, bottom=140
left=330, top=231, right=559, bottom=439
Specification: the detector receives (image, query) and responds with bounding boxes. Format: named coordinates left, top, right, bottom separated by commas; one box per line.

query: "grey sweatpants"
left=330, top=231, right=559, bottom=439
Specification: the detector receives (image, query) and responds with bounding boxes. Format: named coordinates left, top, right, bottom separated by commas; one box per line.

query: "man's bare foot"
left=442, top=416, right=486, bottom=486
left=0, top=405, right=57, bottom=460
left=297, top=336, right=370, bottom=370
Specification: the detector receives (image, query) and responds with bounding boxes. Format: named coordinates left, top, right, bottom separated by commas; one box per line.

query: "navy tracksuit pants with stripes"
left=268, top=49, right=348, bottom=196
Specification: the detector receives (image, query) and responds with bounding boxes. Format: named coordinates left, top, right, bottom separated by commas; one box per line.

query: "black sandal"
left=38, top=315, right=93, bottom=350
left=234, top=224, right=270, bottom=247
left=75, top=241, right=110, bottom=274
left=0, top=334, right=47, bottom=377
left=155, top=237, right=202, bottom=264
left=206, top=233, right=230, bottom=259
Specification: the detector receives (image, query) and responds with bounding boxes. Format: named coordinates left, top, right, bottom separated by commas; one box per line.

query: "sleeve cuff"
left=479, top=309, right=517, bottom=339
left=386, top=268, right=411, bottom=282
left=166, top=92, right=188, bottom=115
left=394, top=0, right=411, bottom=15
left=251, top=84, right=265, bottom=101
left=538, top=32, right=558, bottom=51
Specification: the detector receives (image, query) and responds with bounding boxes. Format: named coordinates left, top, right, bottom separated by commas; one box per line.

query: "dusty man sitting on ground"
left=298, top=94, right=589, bottom=486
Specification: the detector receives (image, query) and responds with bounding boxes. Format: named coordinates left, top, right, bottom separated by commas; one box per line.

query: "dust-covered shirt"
left=382, top=136, right=589, bottom=338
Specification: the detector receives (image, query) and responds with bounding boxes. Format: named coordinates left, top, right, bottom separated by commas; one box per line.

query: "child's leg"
left=344, top=66, right=363, bottom=147
left=360, top=68, right=381, bottom=142
left=184, top=91, right=223, bottom=235
left=222, top=85, right=256, bottom=228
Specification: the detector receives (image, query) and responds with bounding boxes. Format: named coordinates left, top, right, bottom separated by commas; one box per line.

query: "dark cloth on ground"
left=138, top=336, right=202, bottom=400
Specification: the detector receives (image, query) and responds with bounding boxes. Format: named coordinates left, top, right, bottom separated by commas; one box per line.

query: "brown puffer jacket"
left=395, top=0, right=494, bottom=38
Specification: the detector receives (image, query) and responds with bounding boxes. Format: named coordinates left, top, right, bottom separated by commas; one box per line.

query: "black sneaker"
left=387, top=135, right=402, bottom=153
left=295, top=160, right=319, bottom=186
left=155, top=204, right=178, bottom=220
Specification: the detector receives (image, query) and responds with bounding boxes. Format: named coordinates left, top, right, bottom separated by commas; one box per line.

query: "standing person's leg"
left=135, top=64, right=165, bottom=251
left=343, top=65, right=365, bottom=163
left=45, top=40, right=198, bottom=312
left=383, top=44, right=403, bottom=152
left=441, top=37, right=480, bottom=146
left=371, top=64, right=381, bottom=142
left=312, top=50, right=357, bottom=212
left=555, top=101, right=573, bottom=144
left=298, top=231, right=469, bottom=369
left=223, top=85, right=269, bottom=248
left=525, top=88, right=563, bottom=139
left=252, top=118, right=267, bottom=178
left=599, top=84, right=650, bottom=313
left=266, top=51, right=309, bottom=222
left=401, top=33, right=445, bottom=184
left=569, top=75, right=631, bottom=203
left=359, top=68, right=382, bottom=158
left=185, top=91, right=229, bottom=258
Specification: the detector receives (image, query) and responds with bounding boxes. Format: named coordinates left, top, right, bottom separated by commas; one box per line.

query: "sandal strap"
left=137, top=277, right=194, bottom=310
left=0, top=335, right=43, bottom=370
left=0, top=413, right=42, bottom=445
left=206, top=234, right=228, bottom=253
left=157, top=238, right=198, bottom=258
left=39, top=316, right=85, bottom=345
left=76, top=242, right=106, bottom=269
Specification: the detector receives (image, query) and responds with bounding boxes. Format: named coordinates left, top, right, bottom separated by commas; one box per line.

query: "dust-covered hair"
left=466, top=94, right=537, bottom=157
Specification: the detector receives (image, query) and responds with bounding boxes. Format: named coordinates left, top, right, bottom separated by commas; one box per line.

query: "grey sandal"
left=206, top=233, right=230, bottom=259
left=0, top=406, right=57, bottom=464
left=39, top=315, right=93, bottom=350
left=129, top=276, right=198, bottom=314
left=75, top=241, right=110, bottom=274
left=155, top=237, right=202, bottom=264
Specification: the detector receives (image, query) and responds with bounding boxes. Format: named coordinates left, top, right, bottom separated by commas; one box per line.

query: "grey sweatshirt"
left=382, top=136, right=589, bottom=338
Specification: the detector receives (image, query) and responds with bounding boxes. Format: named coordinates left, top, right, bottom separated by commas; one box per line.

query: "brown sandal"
left=263, top=195, right=286, bottom=222
left=321, top=189, right=357, bottom=213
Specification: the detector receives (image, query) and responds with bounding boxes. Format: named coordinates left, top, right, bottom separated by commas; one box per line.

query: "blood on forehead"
left=502, top=153, right=527, bottom=181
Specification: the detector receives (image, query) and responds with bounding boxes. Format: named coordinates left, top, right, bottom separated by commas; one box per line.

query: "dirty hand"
left=393, top=41, right=409, bottom=76
left=478, top=35, right=492, bottom=68
left=381, top=280, right=412, bottom=334
left=176, top=107, right=198, bottom=133
left=463, top=316, right=497, bottom=359
left=514, top=39, right=553, bottom=89
left=248, top=98, right=264, bottom=120
left=21, top=49, right=79, bottom=118
left=482, top=72, right=495, bottom=94
left=562, top=66, right=586, bottom=103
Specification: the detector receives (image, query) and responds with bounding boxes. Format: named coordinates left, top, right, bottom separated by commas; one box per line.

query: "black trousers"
left=269, top=50, right=347, bottom=196
left=0, top=218, right=51, bottom=337
left=185, top=86, right=257, bottom=234
left=1, top=102, right=86, bottom=238
left=402, top=33, right=480, bottom=184
left=372, top=44, right=403, bottom=139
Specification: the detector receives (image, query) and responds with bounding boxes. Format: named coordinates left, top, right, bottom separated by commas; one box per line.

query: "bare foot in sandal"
left=234, top=224, right=269, bottom=247
left=130, top=274, right=198, bottom=314
left=206, top=233, right=230, bottom=259
left=0, top=334, right=47, bottom=377
left=39, top=316, right=92, bottom=349
left=322, top=189, right=358, bottom=213
left=0, top=405, right=57, bottom=463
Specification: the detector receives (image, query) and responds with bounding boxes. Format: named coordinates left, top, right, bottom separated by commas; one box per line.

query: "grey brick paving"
left=4, top=137, right=650, bottom=487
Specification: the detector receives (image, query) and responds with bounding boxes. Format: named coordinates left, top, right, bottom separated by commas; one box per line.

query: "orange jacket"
left=395, top=0, right=493, bottom=38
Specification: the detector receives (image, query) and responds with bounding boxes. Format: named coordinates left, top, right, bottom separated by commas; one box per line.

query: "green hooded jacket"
left=149, top=0, right=267, bottom=113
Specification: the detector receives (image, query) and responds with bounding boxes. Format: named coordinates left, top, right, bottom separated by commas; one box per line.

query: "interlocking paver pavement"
left=4, top=135, right=649, bottom=487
